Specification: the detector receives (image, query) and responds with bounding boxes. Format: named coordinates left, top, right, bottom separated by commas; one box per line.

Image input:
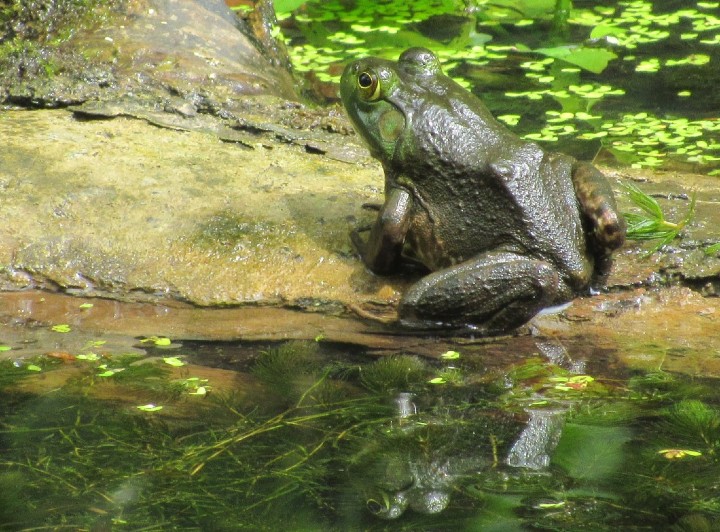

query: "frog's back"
left=398, top=96, right=593, bottom=289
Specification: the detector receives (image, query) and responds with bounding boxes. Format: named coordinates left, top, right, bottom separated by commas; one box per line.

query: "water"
left=2, top=294, right=720, bottom=530
left=278, top=0, right=720, bottom=174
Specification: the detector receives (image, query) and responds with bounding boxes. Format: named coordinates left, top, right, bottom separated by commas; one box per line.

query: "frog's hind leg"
left=571, top=162, right=626, bottom=271
left=398, top=252, right=563, bottom=333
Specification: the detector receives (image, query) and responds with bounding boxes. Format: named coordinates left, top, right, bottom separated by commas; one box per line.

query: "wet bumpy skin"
left=341, top=47, right=625, bottom=333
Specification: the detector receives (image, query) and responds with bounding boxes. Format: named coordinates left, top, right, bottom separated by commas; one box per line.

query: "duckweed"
left=275, top=0, right=719, bottom=173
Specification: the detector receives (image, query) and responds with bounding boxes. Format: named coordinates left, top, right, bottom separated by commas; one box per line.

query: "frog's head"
left=340, top=48, right=441, bottom=163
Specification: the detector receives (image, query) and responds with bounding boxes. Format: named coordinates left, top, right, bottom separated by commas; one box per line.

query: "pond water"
left=273, top=0, right=720, bottom=174
left=2, top=293, right=720, bottom=530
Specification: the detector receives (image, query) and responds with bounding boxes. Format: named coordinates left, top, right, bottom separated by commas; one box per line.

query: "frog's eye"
left=357, top=71, right=381, bottom=101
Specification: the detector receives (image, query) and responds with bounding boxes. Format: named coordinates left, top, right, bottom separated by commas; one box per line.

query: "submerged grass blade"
left=705, top=242, right=720, bottom=256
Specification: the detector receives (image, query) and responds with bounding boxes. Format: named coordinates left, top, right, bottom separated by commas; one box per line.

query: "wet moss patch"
left=190, top=211, right=299, bottom=263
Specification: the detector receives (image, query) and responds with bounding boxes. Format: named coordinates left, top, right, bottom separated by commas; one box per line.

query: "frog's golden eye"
left=357, top=71, right=381, bottom=101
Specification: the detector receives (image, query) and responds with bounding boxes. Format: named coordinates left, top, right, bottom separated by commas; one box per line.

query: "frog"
left=340, top=47, right=625, bottom=333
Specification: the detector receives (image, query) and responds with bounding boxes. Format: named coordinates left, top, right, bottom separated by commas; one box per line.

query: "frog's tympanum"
left=341, top=48, right=625, bottom=333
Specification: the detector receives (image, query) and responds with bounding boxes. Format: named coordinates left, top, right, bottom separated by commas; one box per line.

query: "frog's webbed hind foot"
left=348, top=303, right=397, bottom=325
left=398, top=252, right=564, bottom=333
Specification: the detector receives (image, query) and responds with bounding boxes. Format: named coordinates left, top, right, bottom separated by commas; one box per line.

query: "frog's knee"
left=531, top=262, right=560, bottom=295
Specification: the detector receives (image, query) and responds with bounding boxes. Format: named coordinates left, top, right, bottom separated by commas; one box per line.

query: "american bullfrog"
left=341, top=47, right=625, bottom=333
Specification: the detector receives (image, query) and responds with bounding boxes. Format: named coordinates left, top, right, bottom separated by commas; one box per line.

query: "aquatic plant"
left=5, top=335, right=720, bottom=529
left=665, top=400, right=720, bottom=449
left=359, top=355, right=429, bottom=393
left=621, top=181, right=696, bottom=253
left=251, top=340, right=340, bottom=406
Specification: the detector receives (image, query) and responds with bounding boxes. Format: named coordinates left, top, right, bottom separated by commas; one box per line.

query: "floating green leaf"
left=658, top=448, right=702, bottom=459
left=51, top=324, right=71, bottom=333
left=498, top=114, right=520, bottom=126
left=163, top=356, right=185, bottom=367
left=79, top=303, right=94, bottom=309
left=274, top=0, right=307, bottom=15
left=636, top=58, right=660, bottom=72
left=534, top=46, right=617, bottom=74
left=26, top=364, right=42, bottom=372
left=97, top=365, right=125, bottom=377
left=137, top=404, right=163, bottom=412
left=440, top=350, right=461, bottom=360
left=141, top=336, right=173, bottom=347
left=85, top=340, right=107, bottom=348
left=0, top=345, right=11, bottom=352
left=589, top=25, right=626, bottom=40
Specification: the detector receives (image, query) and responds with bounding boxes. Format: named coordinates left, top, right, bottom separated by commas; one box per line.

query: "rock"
left=0, top=0, right=299, bottom=106
left=1, top=1, right=719, bottom=345
left=605, top=167, right=720, bottom=292
left=0, top=109, right=380, bottom=310
left=2, top=108, right=720, bottom=328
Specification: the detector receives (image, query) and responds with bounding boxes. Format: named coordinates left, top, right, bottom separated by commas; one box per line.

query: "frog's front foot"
left=398, top=251, right=564, bottom=333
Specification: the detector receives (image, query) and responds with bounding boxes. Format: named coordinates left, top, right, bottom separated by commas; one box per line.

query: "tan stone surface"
left=0, top=109, right=391, bottom=307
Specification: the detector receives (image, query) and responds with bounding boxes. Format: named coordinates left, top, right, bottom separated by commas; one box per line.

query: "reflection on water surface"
left=2, top=319, right=720, bottom=530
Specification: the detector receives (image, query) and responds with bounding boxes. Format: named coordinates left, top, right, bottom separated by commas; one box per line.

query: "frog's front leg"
left=398, top=251, right=563, bottom=333
left=351, top=187, right=413, bottom=275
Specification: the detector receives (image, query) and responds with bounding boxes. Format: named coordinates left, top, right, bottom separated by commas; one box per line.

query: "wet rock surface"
left=0, top=108, right=718, bottom=374
left=0, top=109, right=377, bottom=308
left=2, top=108, right=720, bottom=312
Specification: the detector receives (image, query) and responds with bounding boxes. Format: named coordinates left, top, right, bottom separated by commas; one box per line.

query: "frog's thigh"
left=399, top=252, right=560, bottom=330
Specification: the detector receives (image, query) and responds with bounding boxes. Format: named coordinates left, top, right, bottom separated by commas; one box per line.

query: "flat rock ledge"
left=1, top=108, right=719, bottom=321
